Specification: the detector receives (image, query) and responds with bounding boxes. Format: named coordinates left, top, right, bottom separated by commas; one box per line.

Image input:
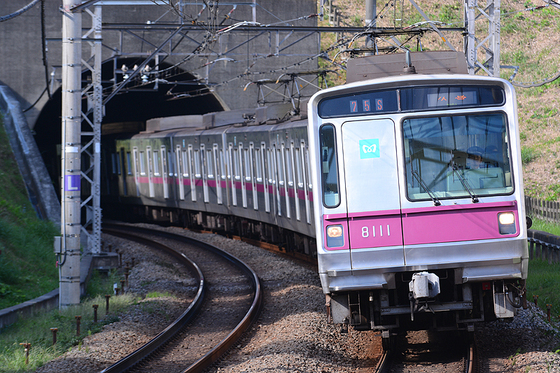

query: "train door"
left=213, top=144, right=223, bottom=205
left=187, top=145, right=196, bottom=202
left=176, top=145, right=185, bottom=200
left=200, top=144, right=209, bottom=203
left=119, top=148, right=128, bottom=196
left=250, top=143, right=258, bottom=210
left=160, top=146, right=169, bottom=199
left=229, top=143, right=238, bottom=207
left=132, top=147, right=141, bottom=197
left=302, top=142, right=312, bottom=224
left=268, top=146, right=279, bottom=216
left=261, top=143, right=271, bottom=213
left=242, top=145, right=250, bottom=208
left=341, top=119, right=405, bottom=270
left=289, top=142, right=300, bottom=221
left=146, top=146, right=155, bottom=198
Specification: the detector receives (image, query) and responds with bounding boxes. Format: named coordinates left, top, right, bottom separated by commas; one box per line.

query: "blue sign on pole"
left=65, top=175, right=80, bottom=192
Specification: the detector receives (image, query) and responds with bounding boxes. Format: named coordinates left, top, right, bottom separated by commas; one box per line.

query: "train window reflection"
left=319, top=124, right=340, bottom=208
left=403, top=113, right=514, bottom=202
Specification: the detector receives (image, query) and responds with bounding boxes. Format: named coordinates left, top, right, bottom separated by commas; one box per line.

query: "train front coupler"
left=408, top=271, right=441, bottom=321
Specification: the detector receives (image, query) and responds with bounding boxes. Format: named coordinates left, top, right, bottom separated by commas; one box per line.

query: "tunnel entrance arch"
left=34, top=57, right=225, bottom=196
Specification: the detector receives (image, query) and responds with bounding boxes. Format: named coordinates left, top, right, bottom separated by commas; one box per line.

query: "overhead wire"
left=0, top=0, right=41, bottom=22
left=88, top=0, right=560, bottom=102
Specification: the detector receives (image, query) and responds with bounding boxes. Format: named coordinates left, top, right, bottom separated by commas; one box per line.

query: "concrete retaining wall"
left=0, top=84, right=60, bottom=224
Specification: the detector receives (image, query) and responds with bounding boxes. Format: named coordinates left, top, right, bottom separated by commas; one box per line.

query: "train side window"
left=261, top=143, right=270, bottom=213
left=229, top=144, right=238, bottom=206
left=207, top=150, right=214, bottom=179
left=112, top=153, right=119, bottom=175
left=162, top=147, right=169, bottom=176
left=255, top=148, right=262, bottom=182
left=175, top=146, right=181, bottom=178
left=233, top=147, right=241, bottom=181
left=213, top=145, right=223, bottom=204
left=304, top=148, right=312, bottom=190
left=267, top=148, right=275, bottom=185
left=188, top=145, right=196, bottom=202
left=139, top=151, right=146, bottom=175
left=167, top=149, right=174, bottom=177
left=286, top=146, right=294, bottom=187
left=319, top=124, right=341, bottom=208
left=126, top=152, right=132, bottom=175
left=272, top=145, right=282, bottom=216
left=277, top=147, right=285, bottom=185
left=244, top=147, right=252, bottom=182
left=194, top=149, right=201, bottom=178
left=295, top=147, right=304, bottom=189
left=182, top=150, right=189, bottom=177
left=219, top=149, right=226, bottom=180
left=151, top=147, right=159, bottom=176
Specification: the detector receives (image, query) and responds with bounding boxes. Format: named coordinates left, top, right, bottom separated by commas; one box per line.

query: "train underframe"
left=120, top=204, right=317, bottom=258
left=327, top=270, right=526, bottom=347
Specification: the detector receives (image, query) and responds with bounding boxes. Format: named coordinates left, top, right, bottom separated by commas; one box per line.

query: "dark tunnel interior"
left=33, top=58, right=225, bottom=196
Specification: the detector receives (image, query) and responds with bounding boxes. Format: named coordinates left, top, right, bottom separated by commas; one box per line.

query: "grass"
left=0, top=291, right=138, bottom=373
left=0, top=121, right=60, bottom=309
left=526, top=218, right=560, bottom=319
left=526, top=258, right=560, bottom=318
left=521, top=146, right=540, bottom=164
left=0, top=269, right=138, bottom=372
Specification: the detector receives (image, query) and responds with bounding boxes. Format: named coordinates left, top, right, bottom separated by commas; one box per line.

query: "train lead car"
left=308, top=70, right=528, bottom=344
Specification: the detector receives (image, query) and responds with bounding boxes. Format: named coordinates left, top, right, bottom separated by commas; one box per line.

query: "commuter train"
left=106, top=56, right=528, bottom=345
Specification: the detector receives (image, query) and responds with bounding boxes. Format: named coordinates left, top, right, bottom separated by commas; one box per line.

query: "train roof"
left=144, top=102, right=297, bottom=133
left=345, top=51, right=468, bottom=83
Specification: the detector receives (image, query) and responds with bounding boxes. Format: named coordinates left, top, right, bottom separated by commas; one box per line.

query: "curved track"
left=100, top=224, right=262, bottom=373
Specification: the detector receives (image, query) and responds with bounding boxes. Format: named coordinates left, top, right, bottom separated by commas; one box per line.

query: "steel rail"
left=100, top=224, right=263, bottom=373
left=99, top=226, right=205, bottom=373
left=373, top=349, right=392, bottom=373
left=465, top=340, right=476, bottom=373
left=373, top=332, right=477, bottom=373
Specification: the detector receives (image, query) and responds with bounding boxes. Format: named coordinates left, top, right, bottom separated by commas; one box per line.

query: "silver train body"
left=307, top=74, right=527, bottom=338
left=109, top=73, right=527, bottom=339
left=111, top=105, right=316, bottom=254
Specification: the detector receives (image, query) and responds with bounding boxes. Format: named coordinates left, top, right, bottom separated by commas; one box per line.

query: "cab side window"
left=319, top=124, right=340, bottom=208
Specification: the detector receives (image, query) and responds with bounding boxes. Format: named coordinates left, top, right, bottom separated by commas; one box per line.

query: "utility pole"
left=59, top=0, right=82, bottom=308
left=365, top=0, right=376, bottom=27
left=365, top=0, right=376, bottom=53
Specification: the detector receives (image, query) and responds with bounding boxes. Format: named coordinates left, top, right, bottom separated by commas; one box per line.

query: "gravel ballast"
left=35, top=225, right=560, bottom=372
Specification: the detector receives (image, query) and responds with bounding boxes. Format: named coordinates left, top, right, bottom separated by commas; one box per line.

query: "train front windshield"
left=403, top=112, right=514, bottom=202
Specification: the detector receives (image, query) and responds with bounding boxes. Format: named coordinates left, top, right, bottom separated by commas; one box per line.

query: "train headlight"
left=498, top=212, right=516, bottom=234
left=326, top=225, right=344, bottom=248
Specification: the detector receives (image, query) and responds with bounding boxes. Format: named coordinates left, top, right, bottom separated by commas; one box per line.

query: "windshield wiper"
left=451, top=163, right=479, bottom=203
left=412, top=170, right=441, bottom=206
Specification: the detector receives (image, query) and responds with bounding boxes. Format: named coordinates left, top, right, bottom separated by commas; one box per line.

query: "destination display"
left=318, top=85, right=505, bottom=118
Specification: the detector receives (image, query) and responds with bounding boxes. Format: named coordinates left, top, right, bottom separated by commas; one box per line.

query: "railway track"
left=100, top=224, right=262, bottom=373
left=374, top=330, right=477, bottom=373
